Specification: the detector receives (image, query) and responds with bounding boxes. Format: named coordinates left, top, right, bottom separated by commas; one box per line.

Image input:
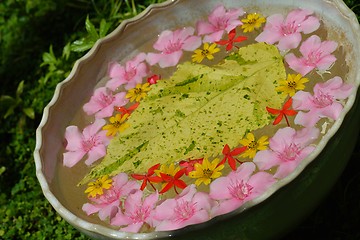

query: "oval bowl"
left=34, top=0, right=360, bottom=239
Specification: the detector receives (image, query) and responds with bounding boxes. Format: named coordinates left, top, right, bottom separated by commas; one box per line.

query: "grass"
left=0, top=0, right=359, bottom=239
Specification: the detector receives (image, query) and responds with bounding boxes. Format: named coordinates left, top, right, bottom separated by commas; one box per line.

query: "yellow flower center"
left=202, top=168, right=213, bottom=178
left=248, top=140, right=257, bottom=150
left=287, top=80, right=297, bottom=89
left=201, top=49, right=210, bottom=56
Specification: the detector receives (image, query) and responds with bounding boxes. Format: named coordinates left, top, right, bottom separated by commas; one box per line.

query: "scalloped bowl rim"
left=34, top=0, right=360, bottom=239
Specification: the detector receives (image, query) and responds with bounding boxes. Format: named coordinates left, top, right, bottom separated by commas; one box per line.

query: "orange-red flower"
left=215, top=28, right=247, bottom=51
left=131, top=163, right=162, bottom=191
left=266, top=98, right=297, bottom=126
left=218, top=144, right=247, bottom=170
left=115, top=102, right=139, bottom=115
left=179, top=158, right=204, bottom=176
left=159, top=168, right=187, bottom=194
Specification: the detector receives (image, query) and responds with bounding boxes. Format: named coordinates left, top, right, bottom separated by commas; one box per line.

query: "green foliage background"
left=0, top=0, right=359, bottom=239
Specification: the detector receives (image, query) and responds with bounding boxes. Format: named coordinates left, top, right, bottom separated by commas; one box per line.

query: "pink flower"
left=255, top=9, right=320, bottom=51
left=63, top=119, right=109, bottom=167
left=106, top=53, right=149, bottom=91
left=292, top=76, right=353, bottom=127
left=82, top=173, right=139, bottom=221
left=196, top=5, right=244, bottom=43
left=253, top=127, right=319, bottom=179
left=153, top=184, right=212, bottom=231
left=285, top=35, right=338, bottom=76
left=209, top=162, right=276, bottom=217
left=146, top=27, right=201, bottom=68
left=111, top=190, right=159, bottom=233
left=83, top=87, right=128, bottom=119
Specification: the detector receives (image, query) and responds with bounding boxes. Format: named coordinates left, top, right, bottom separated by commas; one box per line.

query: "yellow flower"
left=154, top=163, right=180, bottom=177
left=276, top=73, right=309, bottom=97
left=192, top=43, right=220, bottom=63
left=189, top=158, right=224, bottom=186
left=126, top=83, right=151, bottom=102
left=84, top=175, right=112, bottom=198
left=241, top=13, right=266, bottom=33
left=239, top=133, right=269, bottom=159
left=102, top=113, right=130, bottom=136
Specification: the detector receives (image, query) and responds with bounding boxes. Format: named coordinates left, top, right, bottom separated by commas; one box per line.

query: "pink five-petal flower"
left=285, top=35, right=338, bottom=76
left=110, top=190, right=159, bottom=233
left=153, top=184, right=212, bottom=231
left=196, top=5, right=244, bottom=43
left=146, top=27, right=201, bottom=68
left=82, top=173, right=140, bottom=221
left=253, top=127, right=319, bottom=179
left=209, top=162, right=276, bottom=217
left=292, top=76, right=353, bottom=127
left=63, top=119, right=109, bottom=167
left=255, top=9, right=320, bottom=51
left=106, top=53, right=149, bottom=91
left=83, top=87, right=128, bottom=119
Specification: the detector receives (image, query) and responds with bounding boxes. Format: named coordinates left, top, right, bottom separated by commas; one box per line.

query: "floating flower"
left=276, top=73, right=309, bottom=97
left=146, top=27, right=201, bottom=68
left=266, top=98, right=297, bottom=126
left=241, top=13, right=266, bottom=33
left=218, top=144, right=247, bottom=170
left=125, top=83, right=151, bottom=102
left=179, top=158, right=204, bottom=176
left=292, top=76, right=353, bottom=127
left=210, top=162, right=276, bottom=216
left=63, top=119, right=109, bottom=167
left=192, top=43, right=220, bottom=63
left=111, top=190, right=159, bottom=233
left=147, top=74, right=161, bottom=85
left=285, top=35, right=338, bottom=76
left=253, top=127, right=319, bottom=179
left=115, top=102, right=139, bottom=115
left=85, top=175, right=112, bottom=198
left=215, top=28, right=247, bottom=51
left=106, top=53, right=149, bottom=91
left=189, top=158, right=224, bottom=186
left=255, top=9, right=320, bottom=51
left=196, top=5, right=244, bottom=43
left=159, top=168, right=187, bottom=194
left=239, top=133, right=269, bottom=159
left=154, top=163, right=180, bottom=178
left=102, top=113, right=130, bottom=137
left=82, top=173, right=139, bottom=221
left=131, top=163, right=163, bottom=191
left=153, top=185, right=212, bottom=231
left=83, top=87, right=128, bottom=119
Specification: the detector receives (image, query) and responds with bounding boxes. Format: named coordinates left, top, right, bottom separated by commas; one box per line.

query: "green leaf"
left=23, top=108, right=35, bottom=119
left=70, top=39, right=95, bottom=52
left=99, top=19, right=111, bottom=38
left=85, top=16, right=99, bottom=40
left=80, top=43, right=286, bottom=184
left=16, top=80, right=24, bottom=98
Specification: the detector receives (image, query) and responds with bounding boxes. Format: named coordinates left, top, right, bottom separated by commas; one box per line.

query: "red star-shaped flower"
left=266, top=97, right=297, bottom=126
left=215, top=28, right=247, bottom=51
left=219, top=144, right=247, bottom=171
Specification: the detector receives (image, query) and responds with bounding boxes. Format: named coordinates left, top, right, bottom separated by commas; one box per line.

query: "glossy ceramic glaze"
left=34, top=0, right=360, bottom=239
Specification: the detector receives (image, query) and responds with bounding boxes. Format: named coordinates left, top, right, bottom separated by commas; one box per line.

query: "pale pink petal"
left=316, top=55, right=337, bottom=72
left=146, top=53, right=163, bottom=66
left=143, top=192, right=159, bottom=209
left=293, top=127, right=320, bottom=147
left=158, top=51, right=183, bottom=68
left=299, top=35, right=321, bottom=57
left=247, top=172, right=276, bottom=199
left=255, top=30, right=283, bottom=45
left=120, top=223, right=143, bottom=233
left=82, top=119, right=106, bottom=138
left=317, top=103, right=343, bottom=120
left=182, top=209, right=210, bottom=227
left=196, top=21, right=215, bottom=35
left=300, top=16, right=320, bottom=34
left=98, top=202, right=119, bottom=221
left=192, top=192, right=212, bottom=211
left=155, top=220, right=183, bottom=231
left=111, top=211, right=131, bottom=226
left=203, top=31, right=225, bottom=43
left=64, top=126, right=83, bottom=151
left=285, top=53, right=314, bottom=76
left=85, top=144, right=106, bottom=165
left=82, top=203, right=102, bottom=216
left=233, top=162, right=256, bottom=181
left=63, top=151, right=86, bottom=167
left=177, top=184, right=197, bottom=202
left=253, top=150, right=281, bottom=171
left=153, top=30, right=174, bottom=51
left=182, top=36, right=202, bottom=51
left=292, top=91, right=314, bottom=110
left=211, top=198, right=242, bottom=217
left=106, top=77, right=127, bottom=91
left=273, top=161, right=299, bottom=179
left=269, top=127, right=296, bottom=152
left=319, top=40, right=338, bottom=55
left=294, top=111, right=321, bottom=127
left=108, top=62, right=124, bottom=78
left=95, top=105, right=116, bottom=119
left=154, top=199, right=176, bottom=221
left=209, top=176, right=232, bottom=200
left=277, top=33, right=302, bottom=50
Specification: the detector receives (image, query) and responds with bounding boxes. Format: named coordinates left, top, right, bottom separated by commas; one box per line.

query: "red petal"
left=273, top=114, right=283, bottom=125
left=140, top=180, right=147, bottom=191
left=160, top=173, right=172, bottom=182
left=230, top=146, right=247, bottom=156
left=234, top=36, right=247, bottom=43
left=148, top=176, right=163, bottom=183
left=222, top=144, right=231, bottom=154
left=266, top=106, right=281, bottom=115
left=159, top=182, right=173, bottom=194
left=226, top=43, right=233, bottom=51
left=174, top=168, right=186, bottom=179
left=131, top=174, right=145, bottom=180
left=174, top=179, right=187, bottom=189
left=128, top=102, right=140, bottom=111
left=228, top=29, right=236, bottom=40
left=228, top=156, right=237, bottom=171
left=283, top=98, right=293, bottom=110
left=283, top=109, right=297, bottom=116
left=148, top=163, right=161, bottom=175
left=215, top=40, right=230, bottom=46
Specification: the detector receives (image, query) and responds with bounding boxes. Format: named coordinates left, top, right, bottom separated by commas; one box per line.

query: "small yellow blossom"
left=192, top=43, right=220, bottom=63
left=189, top=158, right=224, bottom=186
left=126, top=83, right=151, bottom=102
left=102, top=113, right=130, bottom=136
left=241, top=13, right=266, bottom=33
left=154, top=163, right=180, bottom=177
left=239, top=133, right=269, bottom=159
left=84, top=175, right=112, bottom=198
left=276, top=73, right=309, bottom=97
